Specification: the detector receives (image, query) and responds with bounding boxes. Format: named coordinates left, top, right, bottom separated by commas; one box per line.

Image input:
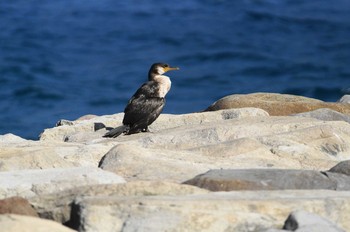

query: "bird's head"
left=149, top=63, right=179, bottom=79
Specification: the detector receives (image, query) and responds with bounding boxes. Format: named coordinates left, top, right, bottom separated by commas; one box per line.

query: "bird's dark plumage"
left=103, top=63, right=179, bottom=138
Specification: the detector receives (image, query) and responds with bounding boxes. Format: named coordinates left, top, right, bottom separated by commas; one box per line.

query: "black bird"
left=103, top=63, right=179, bottom=138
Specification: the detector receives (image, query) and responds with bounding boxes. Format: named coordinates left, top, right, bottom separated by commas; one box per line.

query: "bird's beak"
left=165, top=66, right=180, bottom=72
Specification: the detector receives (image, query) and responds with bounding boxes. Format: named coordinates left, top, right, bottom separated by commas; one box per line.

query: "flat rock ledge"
left=1, top=93, right=350, bottom=231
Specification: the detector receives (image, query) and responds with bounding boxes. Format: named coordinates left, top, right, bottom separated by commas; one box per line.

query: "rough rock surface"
left=71, top=190, right=350, bottom=232
left=0, top=197, right=38, bottom=217
left=205, top=93, right=350, bottom=115
left=0, top=167, right=125, bottom=199
left=0, top=214, right=75, bottom=232
left=30, top=181, right=208, bottom=224
left=99, top=116, right=350, bottom=182
left=183, top=169, right=350, bottom=191
left=1, top=94, right=350, bottom=231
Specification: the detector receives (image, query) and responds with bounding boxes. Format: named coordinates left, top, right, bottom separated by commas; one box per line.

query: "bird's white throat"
left=154, top=75, right=171, bottom=98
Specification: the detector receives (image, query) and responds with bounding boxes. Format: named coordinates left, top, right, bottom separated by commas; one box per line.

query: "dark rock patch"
left=183, top=169, right=350, bottom=191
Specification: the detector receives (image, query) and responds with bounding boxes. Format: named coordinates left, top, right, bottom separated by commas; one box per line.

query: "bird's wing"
left=123, top=82, right=165, bottom=127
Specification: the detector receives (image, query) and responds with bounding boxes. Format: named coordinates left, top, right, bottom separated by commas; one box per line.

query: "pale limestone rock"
left=40, top=114, right=124, bottom=142
left=71, top=190, right=350, bottom=232
left=1, top=109, right=269, bottom=172
left=40, top=108, right=269, bottom=143
left=338, top=95, right=350, bottom=104
left=0, top=133, right=28, bottom=143
left=99, top=116, right=350, bottom=182
left=0, top=167, right=125, bottom=199
left=0, top=214, right=75, bottom=232
left=3, top=110, right=350, bottom=183
left=0, top=137, right=118, bottom=171
left=30, top=181, right=208, bottom=224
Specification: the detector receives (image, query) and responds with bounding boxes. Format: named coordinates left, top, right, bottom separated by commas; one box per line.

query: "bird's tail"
left=103, top=125, right=129, bottom=138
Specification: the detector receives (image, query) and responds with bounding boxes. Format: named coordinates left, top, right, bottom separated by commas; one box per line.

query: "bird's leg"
left=123, top=126, right=130, bottom=135
left=142, top=127, right=150, bottom=132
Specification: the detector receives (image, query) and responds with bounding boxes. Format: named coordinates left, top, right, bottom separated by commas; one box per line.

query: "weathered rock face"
left=99, top=116, right=350, bottom=182
left=70, top=190, right=350, bottom=232
left=205, top=93, right=350, bottom=116
left=0, top=214, right=75, bottom=232
left=30, top=181, right=208, bottom=224
left=183, top=169, right=350, bottom=191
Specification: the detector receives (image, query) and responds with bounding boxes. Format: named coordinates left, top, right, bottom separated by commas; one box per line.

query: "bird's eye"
left=163, top=64, right=169, bottom=68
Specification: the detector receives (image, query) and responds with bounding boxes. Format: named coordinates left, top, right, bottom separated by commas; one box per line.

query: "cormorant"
left=103, top=63, right=179, bottom=138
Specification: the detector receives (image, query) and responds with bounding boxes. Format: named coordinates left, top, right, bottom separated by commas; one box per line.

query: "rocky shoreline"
left=1, top=93, right=350, bottom=232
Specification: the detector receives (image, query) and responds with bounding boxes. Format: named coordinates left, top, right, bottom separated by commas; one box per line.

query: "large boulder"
left=205, top=93, right=350, bottom=115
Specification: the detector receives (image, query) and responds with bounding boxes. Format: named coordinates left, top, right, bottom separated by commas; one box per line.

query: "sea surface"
left=1, top=0, right=350, bottom=139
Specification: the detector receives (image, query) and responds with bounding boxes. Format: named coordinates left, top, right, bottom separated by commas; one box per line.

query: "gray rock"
left=0, top=167, right=126, bottom=198
left=183, top=169, right=347, bottom=191
left=322, top=171, right=350, bottom=190
left=328, top=160, right=350, bottom=176
left=283, top=210, right=345, bottom=232
left=293, top=108, right=350, bottom=123
left=338, top=95, right=350, bottom=104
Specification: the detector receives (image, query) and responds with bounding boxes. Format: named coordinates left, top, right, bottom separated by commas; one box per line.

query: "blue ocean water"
left=0, top=0, right=350, bottom=139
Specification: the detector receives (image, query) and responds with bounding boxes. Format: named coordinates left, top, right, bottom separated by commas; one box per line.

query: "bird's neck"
left=153, top=74, right=171, bottom=98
